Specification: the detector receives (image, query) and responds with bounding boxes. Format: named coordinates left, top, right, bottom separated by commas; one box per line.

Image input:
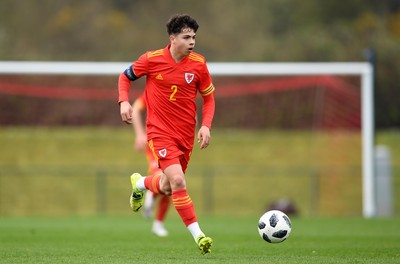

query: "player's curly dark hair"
left=166, top=14, right=199, bottom=35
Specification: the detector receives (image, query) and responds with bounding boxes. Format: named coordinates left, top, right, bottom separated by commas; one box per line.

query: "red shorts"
left=148, top=137, right=193, bottom=173
left=145, top=145, right=162, bottom=176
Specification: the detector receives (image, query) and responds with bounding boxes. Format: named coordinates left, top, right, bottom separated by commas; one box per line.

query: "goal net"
left=0, top=61, right=374, bottom=218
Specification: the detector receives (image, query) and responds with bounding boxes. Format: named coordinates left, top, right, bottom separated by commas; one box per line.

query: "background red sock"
left=156, top=195, right=171, bottom=221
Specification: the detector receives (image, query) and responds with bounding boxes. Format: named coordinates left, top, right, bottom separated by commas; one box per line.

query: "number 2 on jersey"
left=170, top=85, right=178, bottom=101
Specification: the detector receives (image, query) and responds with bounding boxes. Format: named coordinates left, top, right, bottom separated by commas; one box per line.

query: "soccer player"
left=118, top=14, right=215, bottom=255
left=131, top=94, right=171, bottom=237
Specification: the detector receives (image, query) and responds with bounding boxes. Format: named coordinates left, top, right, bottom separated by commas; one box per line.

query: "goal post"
left=0, top=61, right=375, bottom=218
left=207, top=62, right=375, bottom=219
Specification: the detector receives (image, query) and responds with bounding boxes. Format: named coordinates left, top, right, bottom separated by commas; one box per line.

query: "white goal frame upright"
left=0, top=61, right=375, bottom=218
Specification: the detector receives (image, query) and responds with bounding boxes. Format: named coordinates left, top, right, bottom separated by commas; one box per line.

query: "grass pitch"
left=1, top=215, right=399, bottom=263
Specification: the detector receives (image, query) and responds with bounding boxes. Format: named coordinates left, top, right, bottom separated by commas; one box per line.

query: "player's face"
left=171, top=28, right=196, bottom=56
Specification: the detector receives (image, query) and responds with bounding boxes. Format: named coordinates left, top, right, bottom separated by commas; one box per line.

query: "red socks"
left=144, top=175, right=197, bottom=227
left=144, top=174, right=162, bottom=194
left=172, top=189, right=197, bottom=226
left=156, top=194, right=171, bottom=221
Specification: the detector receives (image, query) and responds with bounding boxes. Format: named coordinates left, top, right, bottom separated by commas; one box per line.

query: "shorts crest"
left=158, top=148, right=167, bottom=158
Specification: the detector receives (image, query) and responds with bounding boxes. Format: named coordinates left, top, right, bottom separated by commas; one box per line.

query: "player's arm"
left=197, top=93, right=215, bottom=149
left=118, top=65, right=140, bottom=124
left=132, top=97, right=147, bottom=151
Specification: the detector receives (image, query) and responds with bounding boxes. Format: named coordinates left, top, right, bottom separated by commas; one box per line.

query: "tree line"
left=0, top=0, right=399, bottom=128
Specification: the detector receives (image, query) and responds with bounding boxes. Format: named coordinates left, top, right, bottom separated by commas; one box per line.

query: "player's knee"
left=160, top=176, right=172, bottom=195
left=161, top=181, right=172, bottom=195
left=170, top=175, right=186, bottom=190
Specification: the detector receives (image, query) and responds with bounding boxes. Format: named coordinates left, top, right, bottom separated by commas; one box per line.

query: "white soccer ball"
left=258, top=210, right=292, bottom=243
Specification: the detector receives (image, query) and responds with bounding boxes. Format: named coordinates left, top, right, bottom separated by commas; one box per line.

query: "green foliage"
left=2, top=0, right=395, bottom=61
left=0, top=1, right=398, bottom=127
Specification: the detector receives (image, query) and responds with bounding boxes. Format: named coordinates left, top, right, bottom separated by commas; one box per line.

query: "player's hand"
left=120, top=101, right=133, bottom=124
left=197, top=126, right=211, bottom=149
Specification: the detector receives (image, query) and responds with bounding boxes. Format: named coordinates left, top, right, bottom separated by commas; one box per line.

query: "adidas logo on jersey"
left=156, top=74, right=163, bottom=80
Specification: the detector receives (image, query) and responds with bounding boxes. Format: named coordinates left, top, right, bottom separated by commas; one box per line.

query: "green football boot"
left=196, top=234, right=213, bottom=255
left=129, top=173, right=145, bottom=212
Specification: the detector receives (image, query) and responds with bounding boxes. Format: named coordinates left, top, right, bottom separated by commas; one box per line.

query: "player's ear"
left=169, top=34, right=175, bottom=43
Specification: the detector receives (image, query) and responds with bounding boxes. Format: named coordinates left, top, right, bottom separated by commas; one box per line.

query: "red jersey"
left=121, top=45, right=215, bottom=149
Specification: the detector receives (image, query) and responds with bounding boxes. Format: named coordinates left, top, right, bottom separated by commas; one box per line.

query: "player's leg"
left=143, top=191, right=155, bottom=220
left=156, top=194, right=170, bottom=222
left=129, top=172, right=166, bottom=212
left=130, top=167, right=212, bottom=253
left=130, top=138, right=213, bottom=254
left=163, top=163, right=213, bottom=255
left=130, top=141, right=169, bottom=212
left=152, top=194, right=170, bottom=236
left=143, top=149, right=160, bottom=219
